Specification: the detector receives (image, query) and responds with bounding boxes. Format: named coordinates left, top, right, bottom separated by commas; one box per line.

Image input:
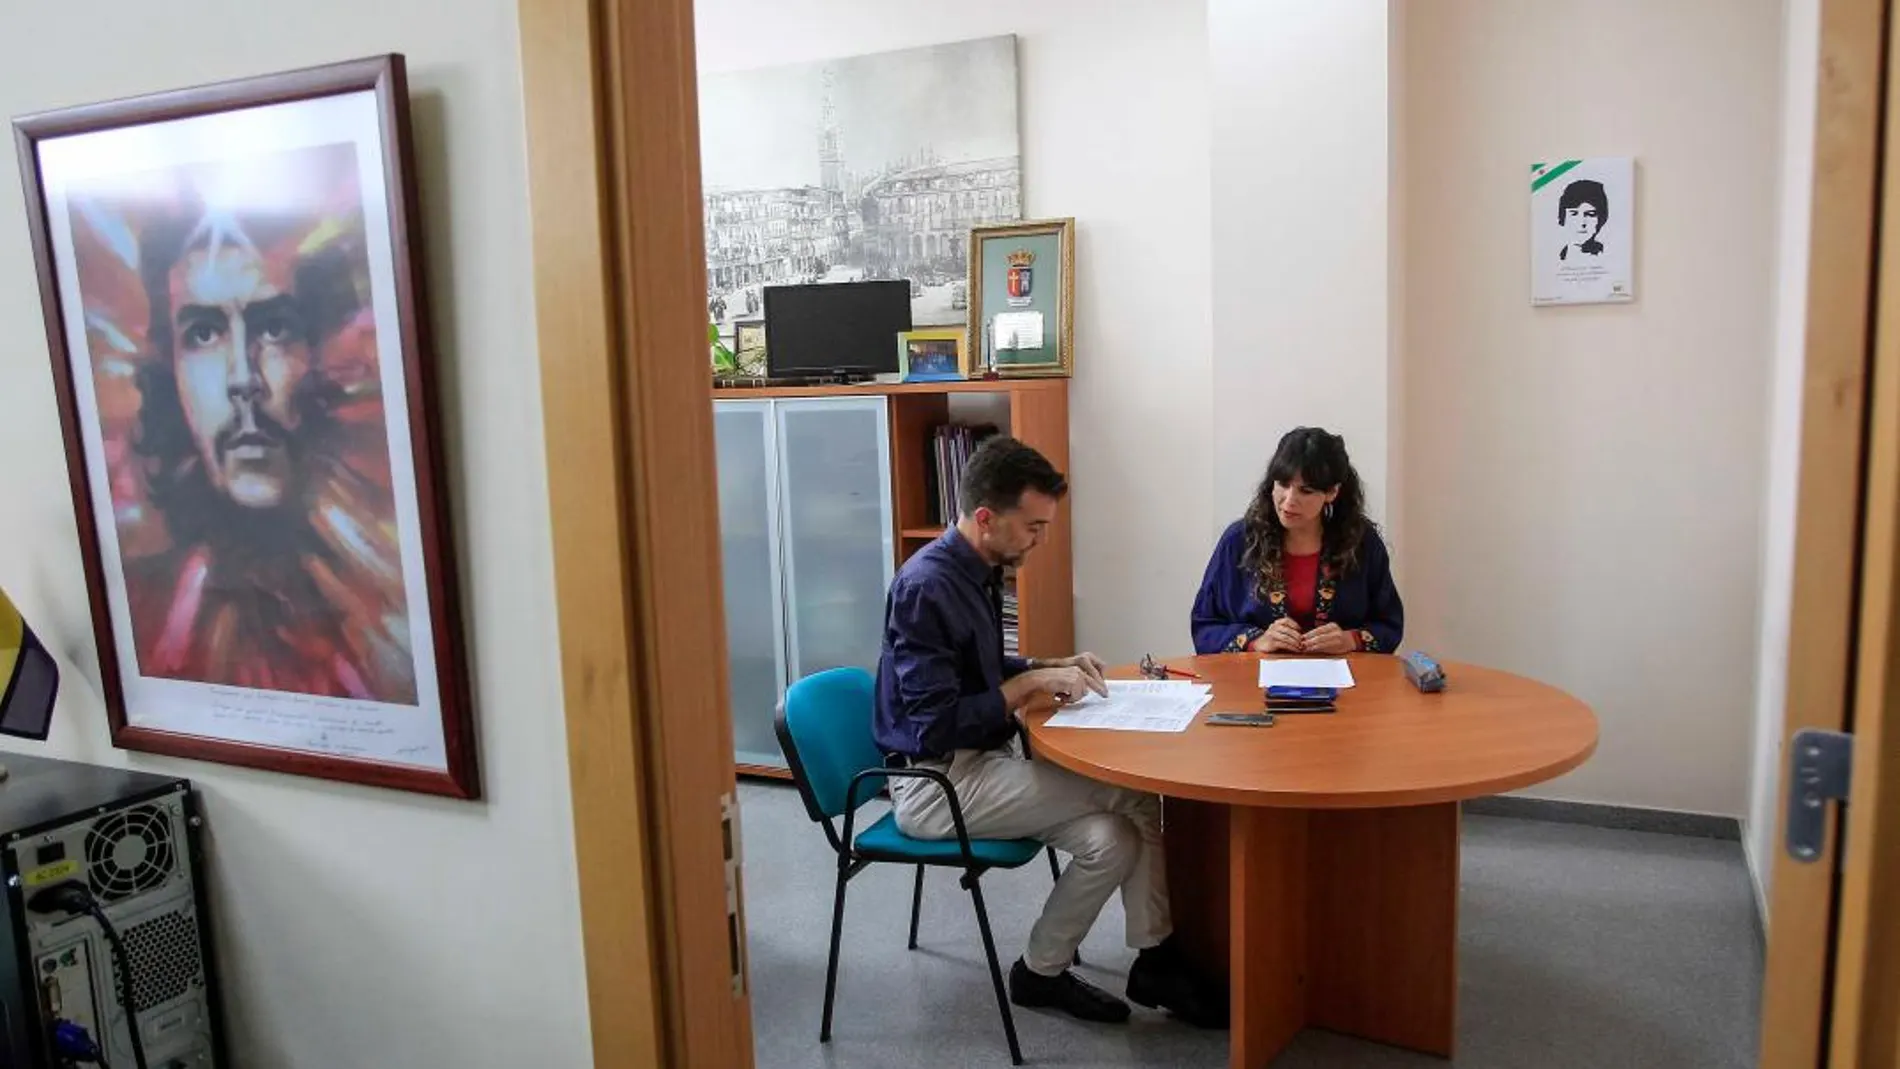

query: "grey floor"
left=741, top=782, right=1762, bottom=1068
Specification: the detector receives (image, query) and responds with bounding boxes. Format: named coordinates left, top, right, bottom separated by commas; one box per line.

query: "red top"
left=1284, top=551, right=1320, bottom=629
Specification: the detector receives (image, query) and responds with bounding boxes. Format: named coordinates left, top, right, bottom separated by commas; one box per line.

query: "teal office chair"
left=776, top=667, right=1050, bottom=1065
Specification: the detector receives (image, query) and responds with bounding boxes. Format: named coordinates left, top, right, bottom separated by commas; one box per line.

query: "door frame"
left=1826, top=0, right=1900, bottom=1058
left=510, top=0, right=1900, bottom=1063
left=1761, top=0, right=1891, bottom=1064
left=517, top=2, right=753, bottom=1066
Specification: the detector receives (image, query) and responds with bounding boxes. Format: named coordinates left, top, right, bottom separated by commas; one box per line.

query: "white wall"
left=1400, top=0, right=1784, bottom=815
left=0, top=5, right=593, bottom=1066
left=1387, top=0, right=1410, bottom=557
left=1207, top=0, right=1396, bottom=531
left=696, top=0, right=1216, bottom=663
left=1747, top=0, right=1822, bottom=917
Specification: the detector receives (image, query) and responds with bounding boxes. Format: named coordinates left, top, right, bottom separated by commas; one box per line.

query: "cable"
left=30, top=884, right=150, bottom=1069
left=86, top=902, right=150, bottom=1069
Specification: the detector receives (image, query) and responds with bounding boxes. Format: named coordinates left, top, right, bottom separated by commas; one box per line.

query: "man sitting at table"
left=874, top=436, right=1224, bottom=1029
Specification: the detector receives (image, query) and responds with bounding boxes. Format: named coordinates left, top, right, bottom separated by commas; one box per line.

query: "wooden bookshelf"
left=715, top=378, right=1075, bottom=783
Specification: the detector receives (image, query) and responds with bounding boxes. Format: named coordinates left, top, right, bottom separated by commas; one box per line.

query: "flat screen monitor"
left=0, top=588, right=56, bottom=741
left=765, top=281, right=911, bottom=379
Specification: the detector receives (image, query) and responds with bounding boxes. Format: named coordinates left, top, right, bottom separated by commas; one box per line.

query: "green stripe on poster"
left=1531, top=159, right=1582, bottom=193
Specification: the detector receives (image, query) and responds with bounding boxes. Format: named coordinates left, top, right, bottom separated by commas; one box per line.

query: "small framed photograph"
left=733, top=318, right=766, bottom=355
left=968, top=218, right=1074, bottom=378
left=897, top=329, right=967, bottom=382
left=731, top=317, right=767, bottom=377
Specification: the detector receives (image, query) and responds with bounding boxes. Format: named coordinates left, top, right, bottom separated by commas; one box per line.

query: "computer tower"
left=0, top=754, right=223, bottom=1068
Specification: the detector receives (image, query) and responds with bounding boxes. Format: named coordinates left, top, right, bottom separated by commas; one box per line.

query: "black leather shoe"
left=1008, top=958, right=1131, bottom=1024
left=1127, top=944, right=1229, bottom=1029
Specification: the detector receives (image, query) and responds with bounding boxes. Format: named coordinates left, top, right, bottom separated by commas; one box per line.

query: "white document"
left=1257, top=659, right=1356, bottom=690
left=1045, top=682, right=1209, bottom=733
left=1100, top=680, right=1211, bottom=698
left=992, top=310, right=1045, bottom=350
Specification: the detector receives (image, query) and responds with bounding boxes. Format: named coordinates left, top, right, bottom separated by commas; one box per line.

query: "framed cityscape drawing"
left=969, top=218, right=1075, bottom=377
left=699, top=35, right=1022, bottom=332
left=13, top=55, right=481, bottom=798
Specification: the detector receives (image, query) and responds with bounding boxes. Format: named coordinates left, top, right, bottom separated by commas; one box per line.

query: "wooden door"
left=1821, top=0, right=1900, bottom=1053
left=518, top=0, right=756, bottom=1066
left=1761, top=0, right=1900, bottom=1064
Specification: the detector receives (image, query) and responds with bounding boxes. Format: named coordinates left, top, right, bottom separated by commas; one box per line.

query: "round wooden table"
left=1025, top=653, right=1597, bottom=1068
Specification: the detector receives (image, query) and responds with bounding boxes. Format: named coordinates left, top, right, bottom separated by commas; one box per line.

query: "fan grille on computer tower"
left=84, top=803, right=177, bottom=903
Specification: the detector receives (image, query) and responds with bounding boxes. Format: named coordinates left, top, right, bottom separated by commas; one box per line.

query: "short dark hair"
left=1556, top=179, right=1609, bottom=230
left=959, top=436, right=1067, bottom=516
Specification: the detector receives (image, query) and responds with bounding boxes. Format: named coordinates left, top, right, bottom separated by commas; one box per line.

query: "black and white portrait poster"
left=1530, top=157, right=1634, bottom=306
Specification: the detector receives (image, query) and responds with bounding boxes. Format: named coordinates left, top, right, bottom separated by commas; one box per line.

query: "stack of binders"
left=1263, top=685, right=1337, bottom=713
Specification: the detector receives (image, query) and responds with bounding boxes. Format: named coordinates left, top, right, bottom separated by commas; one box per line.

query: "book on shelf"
left=1001, top=575, right=1020, bottom=658
left=927, top=423, right=999, bottom=526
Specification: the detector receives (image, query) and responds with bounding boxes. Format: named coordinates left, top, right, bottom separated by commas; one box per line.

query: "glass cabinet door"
left=775, top=398, right=895, bottom=684
left=712, top=401, right=787, bottom=769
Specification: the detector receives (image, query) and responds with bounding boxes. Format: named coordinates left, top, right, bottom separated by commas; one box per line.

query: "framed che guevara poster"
left=13, top=55, right=480, bottom=798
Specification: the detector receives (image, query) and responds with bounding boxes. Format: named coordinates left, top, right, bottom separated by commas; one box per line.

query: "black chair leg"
left=964, top=870, right=1025, bottom=1065
left=820, top=863, right=850, bottom=1043
left=1044, top=848, right=1080, bottom=967
left=908, top=864, right=925, bottom=949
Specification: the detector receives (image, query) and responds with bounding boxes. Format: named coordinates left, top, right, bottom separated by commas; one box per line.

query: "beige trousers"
left=889, top=744, right=1172, bottom=976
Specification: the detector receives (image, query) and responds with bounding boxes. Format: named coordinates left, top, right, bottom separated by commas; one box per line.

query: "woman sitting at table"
left=1192, top=427, right=1404, bottom=655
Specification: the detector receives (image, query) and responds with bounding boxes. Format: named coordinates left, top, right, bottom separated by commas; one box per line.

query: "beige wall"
left=0, top=4, right=593, bottom=1065
left=696, top=0, right=1218, bottom=663
left=1401, top=0, right=1784, bottom=815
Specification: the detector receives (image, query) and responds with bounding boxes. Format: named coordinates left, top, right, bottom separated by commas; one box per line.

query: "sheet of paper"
left=1044, top=689, right=1210, bottom=733
left=1257, top=658, right=1356, bottom=689
left=1102, top=680, right=1211, bottom=697
left=992, top=311, right=1045, bottom=350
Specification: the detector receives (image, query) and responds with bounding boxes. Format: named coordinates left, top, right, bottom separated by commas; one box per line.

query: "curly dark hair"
left=131, top=210, right=357, bottom=548
left=1239, top=427, right=1371, bottom=601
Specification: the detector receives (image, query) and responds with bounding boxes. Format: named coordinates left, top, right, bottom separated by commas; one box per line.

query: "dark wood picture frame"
left=13, top=55, right=479, bottom=798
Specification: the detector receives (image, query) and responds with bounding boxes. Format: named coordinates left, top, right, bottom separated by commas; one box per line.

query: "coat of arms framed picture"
left=969, top=218, right=1074, bottom=378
